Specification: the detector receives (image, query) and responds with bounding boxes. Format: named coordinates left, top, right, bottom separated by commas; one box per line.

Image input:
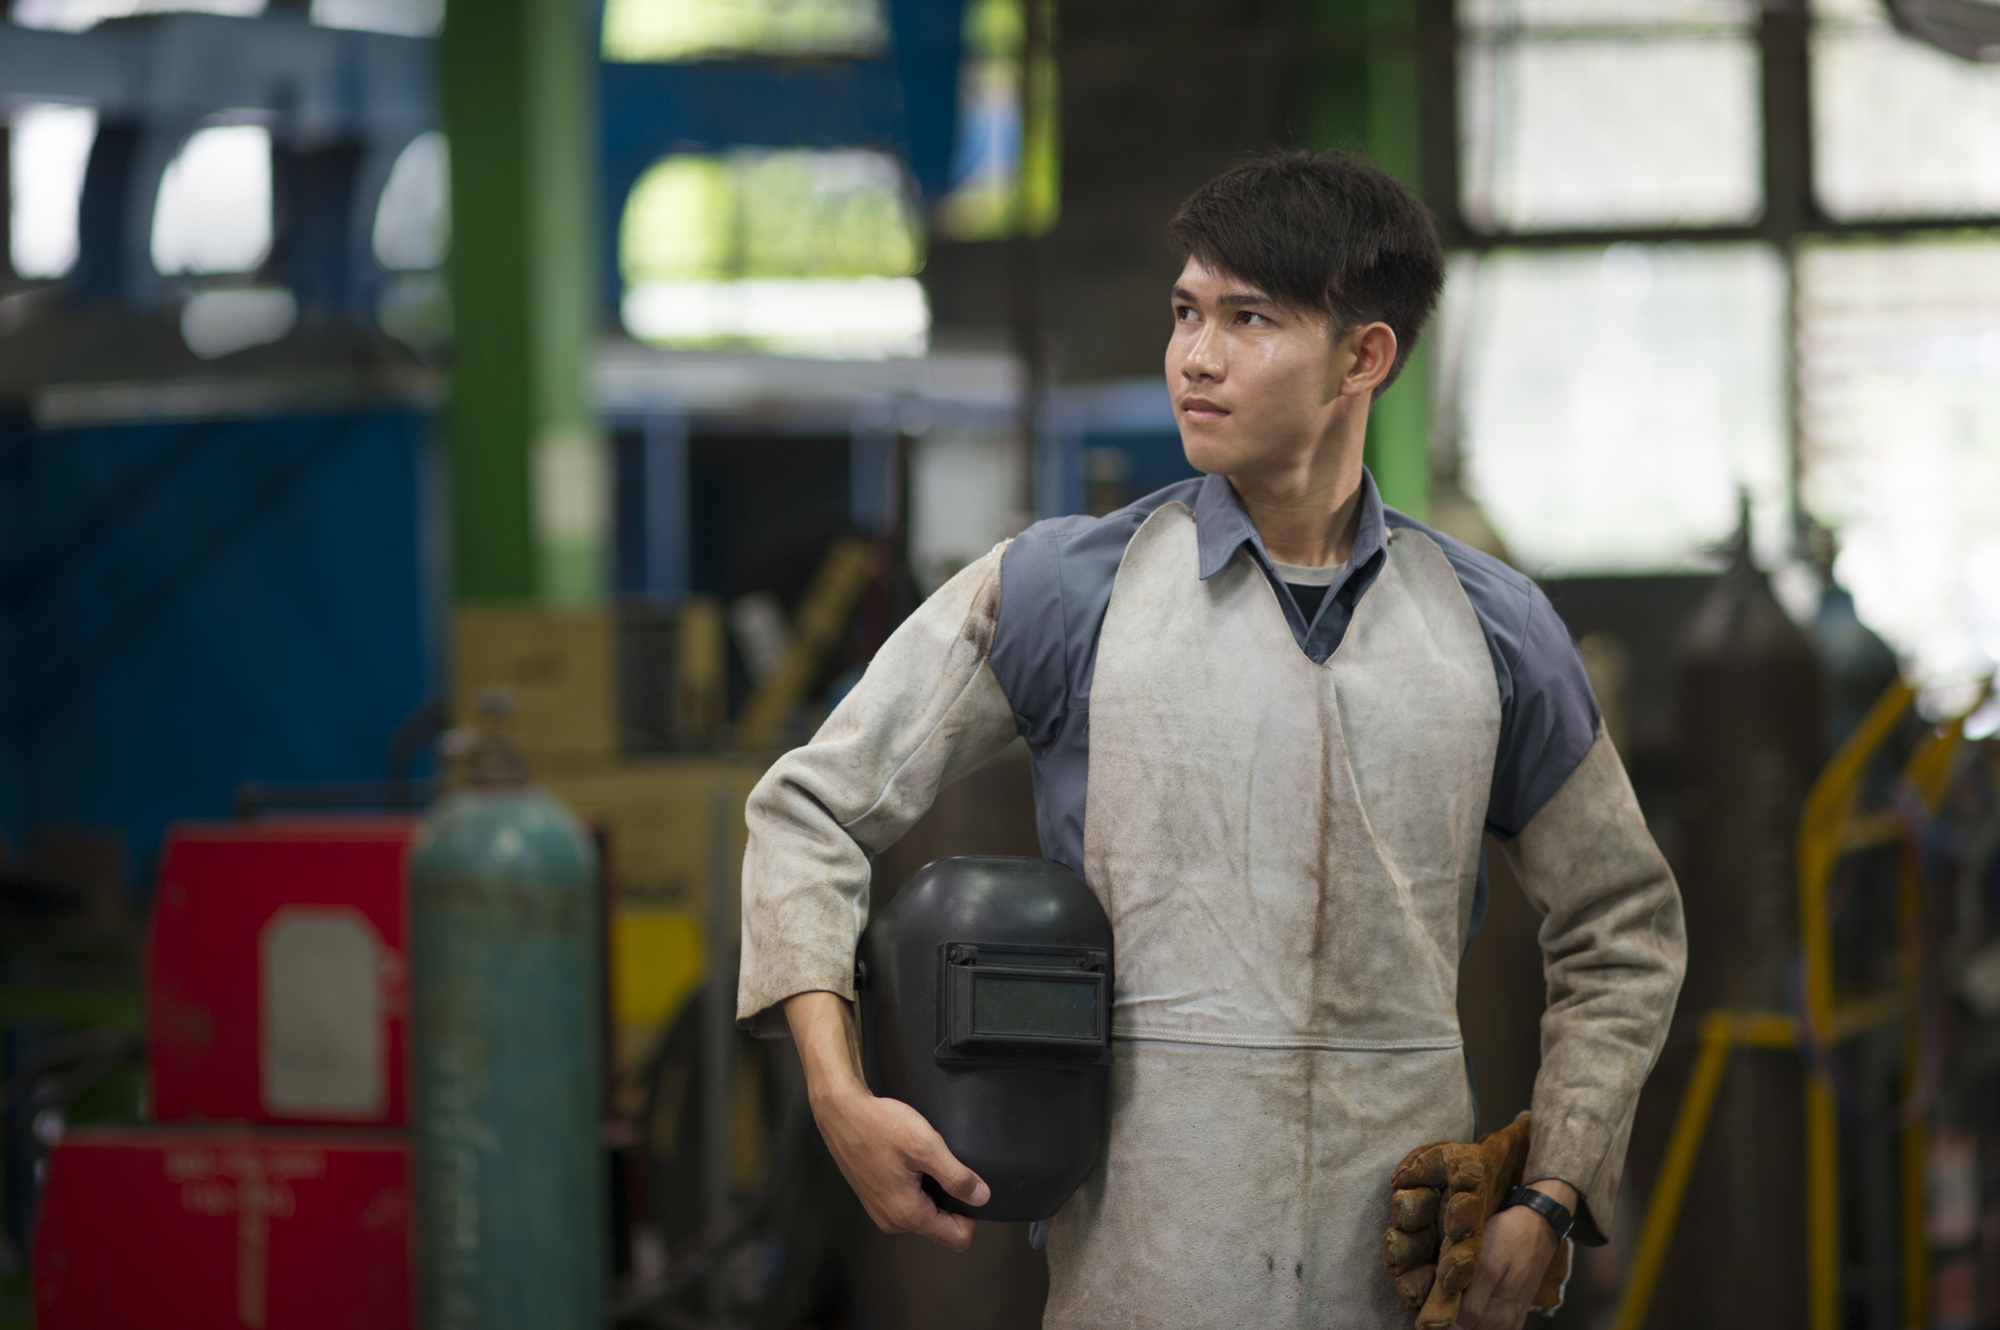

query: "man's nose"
left=1182, top=325, right=1224, bottom=380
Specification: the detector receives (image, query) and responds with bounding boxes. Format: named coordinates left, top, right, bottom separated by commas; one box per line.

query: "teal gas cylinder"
left=410, top=710, right=604, bottom=1330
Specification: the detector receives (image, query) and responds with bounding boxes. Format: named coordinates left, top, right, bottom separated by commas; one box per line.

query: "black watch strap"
left=1502, top=1186, right=1574, bottom=1242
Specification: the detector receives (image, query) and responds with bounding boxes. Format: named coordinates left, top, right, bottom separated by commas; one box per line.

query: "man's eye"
left=1175, top=305, right=1197, bottom=321
left=1238, top=310, right=1270, bottom=326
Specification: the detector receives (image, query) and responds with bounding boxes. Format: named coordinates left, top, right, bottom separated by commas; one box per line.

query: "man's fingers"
left=903, top=1201, right=979, bottom=1251
left=913, top=1135, right=991, bottom=1209
left=866, top=1178, right=980, bottom=1251
left=1454, top=1237, right=1500, bottom=1329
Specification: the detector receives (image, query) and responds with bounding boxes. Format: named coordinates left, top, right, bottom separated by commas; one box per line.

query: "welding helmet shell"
left=856, top=856, right=1113, bottom=1223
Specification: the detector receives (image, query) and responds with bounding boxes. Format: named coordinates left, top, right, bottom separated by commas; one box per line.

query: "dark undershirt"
left=1286, top=582, right=1329, bottom=621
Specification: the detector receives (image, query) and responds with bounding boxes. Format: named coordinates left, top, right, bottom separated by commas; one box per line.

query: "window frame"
left=1412, top=0, right=2000, bottom=250
left=1394, top=0, right=2000, bottom=560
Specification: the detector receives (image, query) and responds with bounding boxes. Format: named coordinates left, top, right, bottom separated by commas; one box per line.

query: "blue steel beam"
left=3, top=2, right=967, bottom=325
left=1, top=13, right=433, bottom=309
left=0, top=15, right=433, bottom=137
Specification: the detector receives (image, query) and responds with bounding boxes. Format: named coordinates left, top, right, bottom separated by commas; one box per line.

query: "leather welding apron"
left=1043, top=502, right=1499, bottom=1329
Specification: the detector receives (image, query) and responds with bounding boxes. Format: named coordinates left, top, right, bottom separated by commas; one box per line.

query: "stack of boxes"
left=33, top=820, right=419, bottom=1329
left=449, top=605, right=763, bottom=1117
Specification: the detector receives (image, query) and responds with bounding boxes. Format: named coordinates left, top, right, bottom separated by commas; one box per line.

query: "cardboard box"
left=542, top=759, right=757, bottom=918
left=149, top=820, right=414, bottom=1127
left=452, top=601, right=730, bottom=758
left=452, top=606, right=619, bottom=756
left=542, top=757, right=762, bottom=1111
left=33, top=1126, right=411, bottom=1330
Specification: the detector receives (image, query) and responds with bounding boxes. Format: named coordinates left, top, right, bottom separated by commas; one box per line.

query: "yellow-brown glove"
left=1381, top=1112, right=1572, bottom=1327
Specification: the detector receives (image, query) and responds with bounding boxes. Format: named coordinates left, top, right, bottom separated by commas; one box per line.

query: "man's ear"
left=1341, top=322, right=1399, bottom=399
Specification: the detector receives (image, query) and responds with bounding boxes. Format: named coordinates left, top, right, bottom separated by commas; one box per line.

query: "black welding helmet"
left=855, top=856, right=1113, bottom=1223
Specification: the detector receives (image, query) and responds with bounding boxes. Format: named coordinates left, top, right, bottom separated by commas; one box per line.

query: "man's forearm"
left=785, top=990, right=867, bottom=1108
left=782, top=989, right=989, bottom=1249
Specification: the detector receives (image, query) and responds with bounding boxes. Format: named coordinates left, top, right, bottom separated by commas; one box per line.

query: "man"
left=737, top=151, right=1685, bottom=1329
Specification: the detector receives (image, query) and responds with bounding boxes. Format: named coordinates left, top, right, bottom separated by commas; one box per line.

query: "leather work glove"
left=1381, top=1112, right=1572, bottom=1328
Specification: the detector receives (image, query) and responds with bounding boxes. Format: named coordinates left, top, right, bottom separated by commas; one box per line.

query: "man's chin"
left=1176, top=430, right=1239, bottom=476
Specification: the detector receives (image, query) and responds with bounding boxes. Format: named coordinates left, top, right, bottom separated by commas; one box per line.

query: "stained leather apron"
left=1043, top=502, right=1500, bottom=1329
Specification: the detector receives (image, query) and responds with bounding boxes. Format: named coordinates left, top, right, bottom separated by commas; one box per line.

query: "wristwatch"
left=1501, top=1186, right=1575, bottom=1242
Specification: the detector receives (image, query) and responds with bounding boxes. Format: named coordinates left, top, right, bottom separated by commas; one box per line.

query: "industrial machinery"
left=1654, top=508, right=1825, bottom=1329
left=1614, top=678, right=2000, bottom=1330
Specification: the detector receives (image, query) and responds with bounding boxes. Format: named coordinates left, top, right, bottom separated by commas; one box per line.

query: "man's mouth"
left=1180, top=397, right=1228, bottom=422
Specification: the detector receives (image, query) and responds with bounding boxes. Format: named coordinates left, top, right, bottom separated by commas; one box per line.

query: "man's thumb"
left=920, top=1138, right=991, bottom=1208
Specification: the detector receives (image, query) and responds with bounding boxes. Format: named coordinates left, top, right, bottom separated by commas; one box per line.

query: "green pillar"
left=442, top=0, right=603, bottom=603
left=1296, top=0, right=1430, bottom=519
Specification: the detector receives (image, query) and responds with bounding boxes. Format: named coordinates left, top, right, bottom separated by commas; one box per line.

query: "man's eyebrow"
left=1170, top=285, right=1277, bottom=308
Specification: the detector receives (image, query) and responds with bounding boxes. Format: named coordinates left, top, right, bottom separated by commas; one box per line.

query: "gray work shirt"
left=987, top=470, right=1602, bottom=903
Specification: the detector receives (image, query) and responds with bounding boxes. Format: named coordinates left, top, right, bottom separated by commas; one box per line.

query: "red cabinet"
left=32, top=1126, right=412, bottom=1330
left=147, top=819, right=415, bottom=1126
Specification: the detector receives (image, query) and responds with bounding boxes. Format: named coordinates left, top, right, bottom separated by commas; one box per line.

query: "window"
left=9, top=103, right=97, bottom=279
left=1796, top=239, right=2000, bottom=682
left=1811, top=0, right=2000, bottom=219
left=373, top=133, right=450, bottom=273
left=1446, top=243, right=1790, bottom=573
left=180, top=287, right=297, bottom=358
left=10, top=0, right=440, bottom=34
left=1458, top=0, right=1762, bottom=231
left=619, top=149, right=927, bottom=357
left=152, top=124, right=272, bottom=276
left=601, top=0, right=886, bottom=62
left=309, top=0, right=442, bottom=35
left=936, top=0, right=1059, bottom=240
left=1436, top=0, right=2000, bottom=683
left=10, top=0, right=260, bottom=29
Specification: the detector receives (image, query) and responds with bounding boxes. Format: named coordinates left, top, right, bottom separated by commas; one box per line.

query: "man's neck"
left=1225, top=432, right=1367, bottom=569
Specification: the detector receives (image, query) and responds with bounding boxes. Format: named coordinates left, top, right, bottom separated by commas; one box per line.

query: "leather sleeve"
left=735, top=544, right=1022, bottom=1036
left=1500, top=727, right=1687, bottom=1244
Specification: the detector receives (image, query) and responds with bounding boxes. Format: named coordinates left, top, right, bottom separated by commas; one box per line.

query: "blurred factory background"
left=0, top=0, right=1996, bottom=1326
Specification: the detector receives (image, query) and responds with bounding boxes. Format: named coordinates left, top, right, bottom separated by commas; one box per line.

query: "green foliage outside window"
left=602, top=0, right=886, bottom=62
left=621, top=150, right=924, bottom=286
left=936, top=0, right=1060, bottom=241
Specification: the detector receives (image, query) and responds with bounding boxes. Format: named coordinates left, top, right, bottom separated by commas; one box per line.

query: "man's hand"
left=1381, top=1112, right=1573, bottom=1328
left=1453, top=1189, right=1572, bottom=1330
left=784, top=990, right=990, bottom=1251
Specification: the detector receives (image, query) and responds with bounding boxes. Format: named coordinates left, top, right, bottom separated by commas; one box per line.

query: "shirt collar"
left=1194, top=468, right=1388, bottom=582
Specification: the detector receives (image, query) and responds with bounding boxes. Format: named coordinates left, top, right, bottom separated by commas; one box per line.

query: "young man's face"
left=1164, top=258, right=1364, bottom=481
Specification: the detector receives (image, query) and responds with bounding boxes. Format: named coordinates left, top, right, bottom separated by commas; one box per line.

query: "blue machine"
left=0, top=12, right=445, bottom=881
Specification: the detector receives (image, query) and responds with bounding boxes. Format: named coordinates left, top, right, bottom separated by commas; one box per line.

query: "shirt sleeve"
left=1386, top=513, right=1600, bottom=839
left=1503, top=726, right=1687, bottom=1244
left=735, top=543, right=1023, bottom=1036
left=1486, top=586, right=1602, bottom=838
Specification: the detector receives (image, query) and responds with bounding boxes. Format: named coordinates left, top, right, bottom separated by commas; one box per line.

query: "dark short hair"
left=1167, top=150, right=1445, bottom=396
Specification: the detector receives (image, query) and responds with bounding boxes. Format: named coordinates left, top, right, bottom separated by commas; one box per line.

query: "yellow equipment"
left=1612, top=675, right=1991, bottom=1330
